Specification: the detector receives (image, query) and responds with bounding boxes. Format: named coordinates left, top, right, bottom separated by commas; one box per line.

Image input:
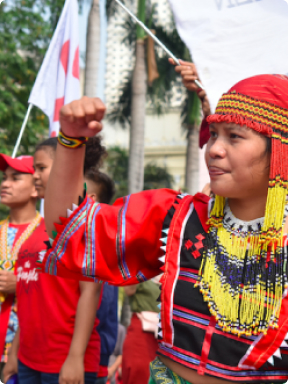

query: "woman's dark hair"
left=84, top=136, right=107, bottom=173
left=35, top=136, right=107, bottom=173
left=85, top=169, right=115, bottom=204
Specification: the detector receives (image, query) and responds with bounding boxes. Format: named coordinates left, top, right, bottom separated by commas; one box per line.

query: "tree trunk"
left=128, top=40, right=147, bottom=194
left=185, top=124, right=199, bottom=195
left=84, top=0, right=101, bottom=97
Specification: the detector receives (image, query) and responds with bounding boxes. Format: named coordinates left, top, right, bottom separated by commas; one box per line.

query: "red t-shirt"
left=16, top=218, right=100, bottom=373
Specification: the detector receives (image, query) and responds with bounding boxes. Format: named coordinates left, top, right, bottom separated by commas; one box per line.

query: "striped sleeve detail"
left=116, top=195, right=131, bottom=280
left=136, top=271, right=147, bottom=283
left=42, top=189, right=179, bottom=284
left=83, top=204, right=101, bottom=277
left=45, top=202, right=89, bottom=275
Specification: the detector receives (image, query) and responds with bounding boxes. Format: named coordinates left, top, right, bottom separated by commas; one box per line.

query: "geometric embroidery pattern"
left=184, top=234, right=205, bottom=259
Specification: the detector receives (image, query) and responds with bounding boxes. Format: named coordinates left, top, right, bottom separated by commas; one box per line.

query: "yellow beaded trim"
left=0, top=213, right=42, bottom=303
left=196, top=196, right=286, bottom=336
left=216, top=93, right=288, bottom=133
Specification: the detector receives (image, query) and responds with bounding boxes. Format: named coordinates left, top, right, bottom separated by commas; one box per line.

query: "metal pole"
left=12, top=103, right=33, bottom=158
left=114, top=0, right=204, bottom=90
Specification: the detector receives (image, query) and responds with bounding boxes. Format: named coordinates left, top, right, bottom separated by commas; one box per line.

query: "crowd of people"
left=1, top=60, right=288, bottom=384
left=0, top=134, right=162, bottom=384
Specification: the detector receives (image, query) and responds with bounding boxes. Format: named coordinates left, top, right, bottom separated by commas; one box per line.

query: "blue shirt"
left=96, top=284, right=118, bottom=367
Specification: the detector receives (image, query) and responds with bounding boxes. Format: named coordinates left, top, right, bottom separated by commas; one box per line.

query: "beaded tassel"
left=197, top=197, right=286, bottom=337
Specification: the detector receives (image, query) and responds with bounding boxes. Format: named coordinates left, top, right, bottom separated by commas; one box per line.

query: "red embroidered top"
left=41, top=189, right=288, bottom=382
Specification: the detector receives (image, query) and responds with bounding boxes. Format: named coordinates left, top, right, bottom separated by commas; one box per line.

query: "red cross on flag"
left=28, top=0, right=80, bottom=137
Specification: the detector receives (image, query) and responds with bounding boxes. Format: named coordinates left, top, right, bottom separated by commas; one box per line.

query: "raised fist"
left=60, top=96, right=106, bottom=138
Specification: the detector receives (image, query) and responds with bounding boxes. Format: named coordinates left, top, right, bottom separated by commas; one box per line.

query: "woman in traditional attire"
left=40, top=74, right=288, bottom=383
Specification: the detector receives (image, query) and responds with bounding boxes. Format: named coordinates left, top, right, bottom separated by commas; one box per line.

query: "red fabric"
left=225, top=75, right=288, bottom=110
left=97, top=365, right=108, bottom=378
left=0, top=155, right=34, bottom=173
left=122, top=314, right=158, bottom=384
left=0, top=294, right=14, bottom=356
left=42, top=190, right=209, bottom=350
left=239, top=287, right=288, bottom=369
left=193, top=193, right=210, bottom=232
left=42, top=186, right=288, bottom=376
left=42, top=189, right=179, bottom=286
left=16, top=219, right=100, bottom=373
left=160, top=194, right=194, bottom=346
left=160, top=193, right=210, bottom=347
left=199, top=118, right=210, bottom=148
left=199, top=74, right=288, bottom=147
left=115, top=371, right=123, bottom=384
left=53, top=97, right=65, bottom=122
left=198, top=316, right=216, bottom=375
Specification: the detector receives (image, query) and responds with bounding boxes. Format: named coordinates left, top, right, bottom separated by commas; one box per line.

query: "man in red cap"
left=0, top=154, right=44, bottom=378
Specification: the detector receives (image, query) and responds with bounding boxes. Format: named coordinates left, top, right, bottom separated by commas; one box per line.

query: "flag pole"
left=114, top=0, right=204, bottom=90
left=12, top=103, right=34, bottom=158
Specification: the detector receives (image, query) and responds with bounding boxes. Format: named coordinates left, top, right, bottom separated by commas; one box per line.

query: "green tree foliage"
left=106, top=146, right=129, bottom=199
left=143, top=163, right=173, bottom=190
left=106, top=145, right=173, bottom=200
left=0, top=0, right=65, bottom=156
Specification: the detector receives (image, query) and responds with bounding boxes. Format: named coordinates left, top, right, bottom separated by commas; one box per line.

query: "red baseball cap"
left=0, top=154, right=34, bottom=174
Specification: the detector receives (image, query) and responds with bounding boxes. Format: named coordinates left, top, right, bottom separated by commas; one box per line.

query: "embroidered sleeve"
left=39, top=189, right=179, bottom=285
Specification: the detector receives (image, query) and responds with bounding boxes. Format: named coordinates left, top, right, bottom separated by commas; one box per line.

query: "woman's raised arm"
left=44, top=97, right=105, bottom=237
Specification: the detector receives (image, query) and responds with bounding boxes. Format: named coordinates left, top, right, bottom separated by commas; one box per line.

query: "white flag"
left=169, top=0, right=288, bottom=112
left=169, top=0, right=288, bottom=190
left=29, top=0, right=80, bottom=137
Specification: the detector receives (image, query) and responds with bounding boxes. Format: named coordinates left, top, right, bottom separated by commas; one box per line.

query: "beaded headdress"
left=197, top=75, right=288, bottom=336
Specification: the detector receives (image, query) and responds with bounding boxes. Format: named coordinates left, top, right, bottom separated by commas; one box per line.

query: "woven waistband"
left=149, top=357, right=190, bottom=384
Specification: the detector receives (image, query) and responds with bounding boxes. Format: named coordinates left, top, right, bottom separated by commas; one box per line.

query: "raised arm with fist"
left=45, top=97, right=106, bottom=237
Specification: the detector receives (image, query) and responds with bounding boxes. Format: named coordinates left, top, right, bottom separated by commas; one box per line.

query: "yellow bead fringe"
left=197, top=186, right=287, bottom=337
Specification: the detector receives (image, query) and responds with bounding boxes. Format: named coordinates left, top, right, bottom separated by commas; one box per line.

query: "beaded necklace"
left=0, top=212, right=42, bottom=303
left=197, top=200, right=288, bottom=337
left=0, top=212, right=42, bottom=261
